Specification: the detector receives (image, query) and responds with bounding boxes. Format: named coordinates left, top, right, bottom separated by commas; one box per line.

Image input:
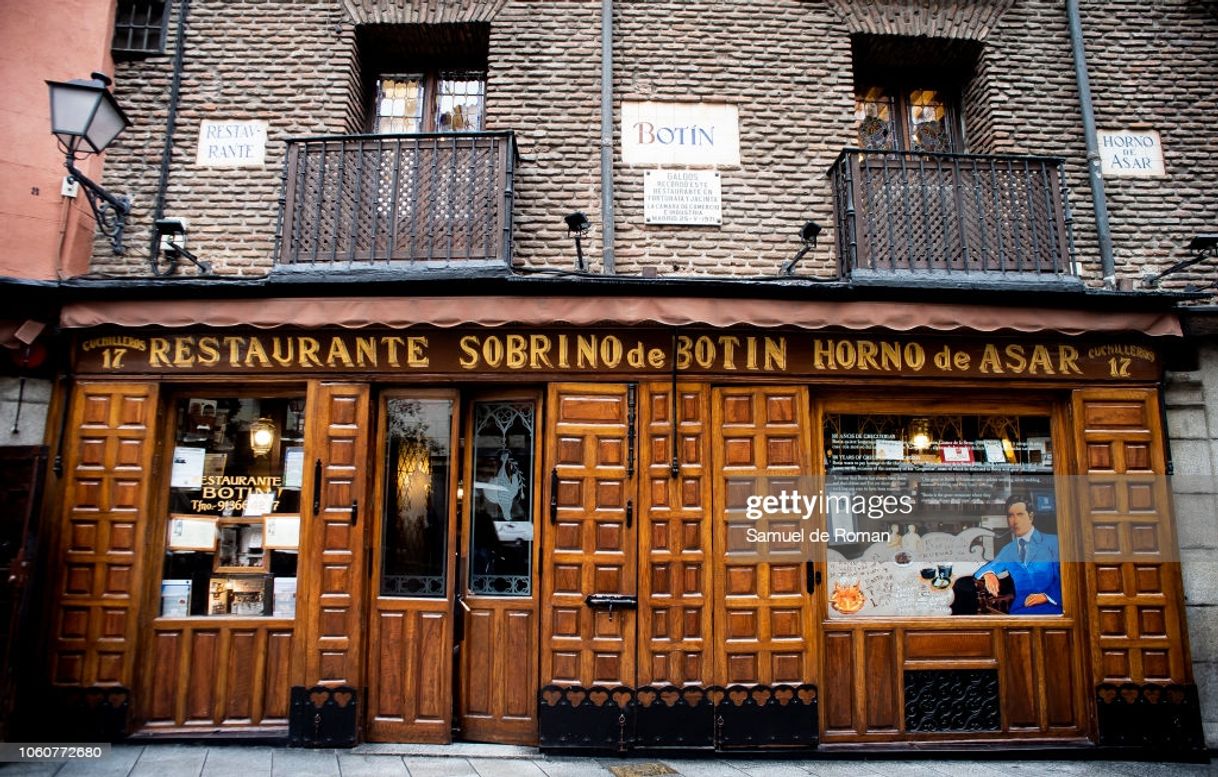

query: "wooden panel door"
left=638, top=383, right=713, bottom=687
left=1072, top=388, right=1189, bottom=685
left=50, top=382, right=158, bottom=694
left=299, top=382, right=371, bottom=691
left=365, top=391, right=459, bottom=742
left=712, top=386, right=817, bottom=686
left=458, top=394, right=542, bottom=744
left=541, top=383, right=636, bottom=687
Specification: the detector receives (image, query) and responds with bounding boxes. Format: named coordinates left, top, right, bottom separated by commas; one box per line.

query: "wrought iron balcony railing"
left=276, top=131, right=515, bottom=270
left=829, top=149, right=1077, bottom=283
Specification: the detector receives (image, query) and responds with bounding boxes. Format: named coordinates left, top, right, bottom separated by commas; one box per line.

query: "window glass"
left=907, top=88, right=952, bottom=152
left=467, top=401, right=535, bottom=596
left=855, top=86, right=897, bottom=151
left=113, top=0, right=168, bottom=56
left=374, top=76, right=426, bottom=134
left=161, top=396, right=304, bottom=618
left=381, top=398, right=452, bottom=597
left=823, top=413, right=1059, bottom=618
left=435, top=72, right=486, bottom=132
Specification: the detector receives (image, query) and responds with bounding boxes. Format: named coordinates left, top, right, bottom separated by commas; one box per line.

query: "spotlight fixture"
left=154, top=217, right=213, bottom=275
left=46, top=73, right=132, bottom=254
left=564, top=211, right=592, bottom=271
left=780, top=220, right=823, bottom=276
left=1142, top=233, right=1218, bottom=288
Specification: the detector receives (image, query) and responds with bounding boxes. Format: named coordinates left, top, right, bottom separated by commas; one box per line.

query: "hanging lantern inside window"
left=249, top=417, right=276, bottom=457
left=908, top=417, right=931, bottom=451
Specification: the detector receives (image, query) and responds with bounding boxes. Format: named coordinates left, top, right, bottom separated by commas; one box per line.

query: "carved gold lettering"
left=483, top=336, right=505, bottom=368
left=857, top=339, right=879, bottom=370
left=1058, top=345, right=1082, bottom=375
left=719, top=336, right=740, bottom=370
left=577, top=336, right=597, bottom=369
left=1004, top=344, right=1027, bottom=373
left=458, top=336, right=479, bottom=369
left=1028, top=345, right=1053, bottom=374
left=326, top=337, right=354, bottom=368
left=764, top=337, right=787, bottom=371
left=298, top=337, right=322, bottom=367
left=904, top=343, right=925, bottom=371
left=382, top=336, right=405, bottom=367
left=271, top=337, right=294, bottom=366
left=530, top=334, right=553, bottom=368
left=979, top=344, right=1004, bottom=373
left=223, top=336, right=244, bottom=367
left=557, top=334, right=570, bottom=368
left=245, top=337, right=272, bottom=368
left=834, top=340, right=855, bottom=370
left=676, top=335, right=692, bottom=370
left=197, top=336, right=220, bottom=366
left=355, top=336, right=377, bottom=367
left=627, top=342, right=646, bottom=368
left=694, top=336, right=714, bottom=369
left=149, top=337, right=171, bottom=367
left=600, top=336, right=623, bottom=369
left=746, top=337, right=758, bottom=370
left=407, top=336, right=428, bottom=368
left=812, top=339, right=834, bottom=370
left=880, top=341, right=901, bottom=371
left=506, top=334, right=527, bottom=369
left=173, top=337, right=195, bottom=367
left=648, top=347, right=665, bottom=368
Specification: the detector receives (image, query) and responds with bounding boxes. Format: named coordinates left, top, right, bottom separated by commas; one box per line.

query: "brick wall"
left=91, top=0, right=1217, bottom=286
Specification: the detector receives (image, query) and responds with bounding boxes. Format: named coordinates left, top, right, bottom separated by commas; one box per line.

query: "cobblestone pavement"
left=0, top=744, right=1214, bottom=777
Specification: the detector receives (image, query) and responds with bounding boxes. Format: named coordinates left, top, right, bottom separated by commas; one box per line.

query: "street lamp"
left=46, top=72, right=132, bottom=254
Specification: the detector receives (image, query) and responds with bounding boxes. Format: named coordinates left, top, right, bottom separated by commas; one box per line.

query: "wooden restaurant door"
left=539, top=382, right=821, bottom=750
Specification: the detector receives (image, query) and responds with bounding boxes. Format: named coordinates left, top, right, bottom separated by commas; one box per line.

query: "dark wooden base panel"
left=537, top=684, right=819, bottom=752
left=288, top=685, right=358, bottom=747
left=44, top=686, right=131, bottom=742
left=1095, top=683, right=1204, bottom=752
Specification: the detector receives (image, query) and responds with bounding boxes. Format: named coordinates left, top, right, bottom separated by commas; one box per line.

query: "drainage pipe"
left=149, top=0, right=190, bottom=275
left=1066, top=0, right=1116, bottom=288
left=600, top=0, right=616, bottom=274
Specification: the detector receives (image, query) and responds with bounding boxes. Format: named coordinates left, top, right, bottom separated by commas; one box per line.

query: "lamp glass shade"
left=249, top=418, right=276, bottom=458
left=47, top=79, right=130, bottom=154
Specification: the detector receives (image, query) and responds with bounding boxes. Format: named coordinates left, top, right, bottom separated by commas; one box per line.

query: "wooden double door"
left=541, top=383, right=820, bottom=747
left=362, top=382, right=819, bottom=746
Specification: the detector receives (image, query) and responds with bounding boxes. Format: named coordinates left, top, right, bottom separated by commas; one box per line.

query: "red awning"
left=58, top=296, right=1183, bottom=337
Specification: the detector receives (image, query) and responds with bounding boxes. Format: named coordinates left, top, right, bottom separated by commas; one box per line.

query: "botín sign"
left=621, top=102, right=740, bottom=166
left=74, top=329, right=1159, bottom=382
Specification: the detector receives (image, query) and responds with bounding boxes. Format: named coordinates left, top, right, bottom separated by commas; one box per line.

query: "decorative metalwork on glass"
left=855, top=86, right=897, bottom=151
left=907, top=89, right=952, bottom=153
left=468, top=401, right=535, bottom=597
left=381, top=574, right=445, bottom=596
left=381, top=398, right=452, bottom=597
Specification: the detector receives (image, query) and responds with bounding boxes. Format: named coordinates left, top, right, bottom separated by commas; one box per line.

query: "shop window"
left=381, top=398, right=453, bottom=597
left=112, top=0, right=169, bottom=58
left=160, top=396, right=305, bottom=618
left=467, top=400, right=535, bottom=596
left=822, top=412, right=1060, bottom=618
left=855, top=85, right=959, bottom=153
left=373, top=71, right=486, bottom=134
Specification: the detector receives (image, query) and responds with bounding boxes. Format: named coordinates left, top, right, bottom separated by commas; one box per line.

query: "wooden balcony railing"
left=829, top=149, right=1077, bottom=282
left=276, top=131, right=515, bottom=269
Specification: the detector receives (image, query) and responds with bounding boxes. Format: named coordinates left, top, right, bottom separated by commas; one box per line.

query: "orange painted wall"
left=0, top=1, right=117, bottom=279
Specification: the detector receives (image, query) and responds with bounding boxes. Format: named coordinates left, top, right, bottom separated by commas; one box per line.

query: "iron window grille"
left=112, top=0, right=169, bottom=58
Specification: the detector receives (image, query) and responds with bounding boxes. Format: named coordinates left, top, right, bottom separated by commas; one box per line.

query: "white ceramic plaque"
left=622, top=102, right=739, bottom=165
left=643, top=170, right=722, bottom=226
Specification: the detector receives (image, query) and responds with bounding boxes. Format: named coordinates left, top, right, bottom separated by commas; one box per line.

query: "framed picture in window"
left=166, top=514, right=218, bottom=552
left=264, top=514, right=301, bottom=550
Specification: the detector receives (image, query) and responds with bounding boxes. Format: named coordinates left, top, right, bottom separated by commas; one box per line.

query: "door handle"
left=806, top=562, right=821, bottom=594
left=625, top=499, right=633, bottom=529
left=312, top=458, right=322, bottom=514
left=549, top=467, right=559, bottom=525
left=350, top=499, right=358, bottom=527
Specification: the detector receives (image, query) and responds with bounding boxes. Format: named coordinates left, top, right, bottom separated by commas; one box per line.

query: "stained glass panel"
left=374, top=76, right=425, bottom=134
left=907, top=88, right=952, bottom=153
left=855, top=86, right=897, bottom=151
left=435, top=72, right=486, bottom=132
left=467, top=401, right=535, bottom=596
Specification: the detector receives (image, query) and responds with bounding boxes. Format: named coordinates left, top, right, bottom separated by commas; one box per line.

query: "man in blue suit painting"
left=974, top=494, right=1062, bottom=615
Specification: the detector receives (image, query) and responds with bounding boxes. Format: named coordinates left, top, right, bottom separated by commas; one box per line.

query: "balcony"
left=276, top=131, right=515, bottom=271
left=829, top=149, right=1078, bottom=286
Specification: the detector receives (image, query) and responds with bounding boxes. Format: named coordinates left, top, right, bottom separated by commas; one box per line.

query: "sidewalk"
left=0, top=743, right=1215, bottom=777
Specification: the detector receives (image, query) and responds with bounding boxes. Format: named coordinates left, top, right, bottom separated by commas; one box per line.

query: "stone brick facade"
left=87, top=0, right=1218, bottom=286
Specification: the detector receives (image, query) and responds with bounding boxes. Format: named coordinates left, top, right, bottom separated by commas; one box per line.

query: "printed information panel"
left=644, top=170, right=722, bottom=225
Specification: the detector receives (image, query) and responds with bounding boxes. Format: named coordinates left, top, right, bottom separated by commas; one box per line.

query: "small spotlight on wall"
left=154, top=217, right=212, bottom=275
left=1142, top=233, right=1218, bottom=288
left=781, top=220, right=823, bottom=276
left=564, top=211, right=591, bottom=271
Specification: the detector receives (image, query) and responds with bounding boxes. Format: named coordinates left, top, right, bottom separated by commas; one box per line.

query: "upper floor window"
left=113, top=0, right=168, bottom=58
left=855, top=85, right=958, bottom=153
left=373, top=70, right=486, bottom=134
